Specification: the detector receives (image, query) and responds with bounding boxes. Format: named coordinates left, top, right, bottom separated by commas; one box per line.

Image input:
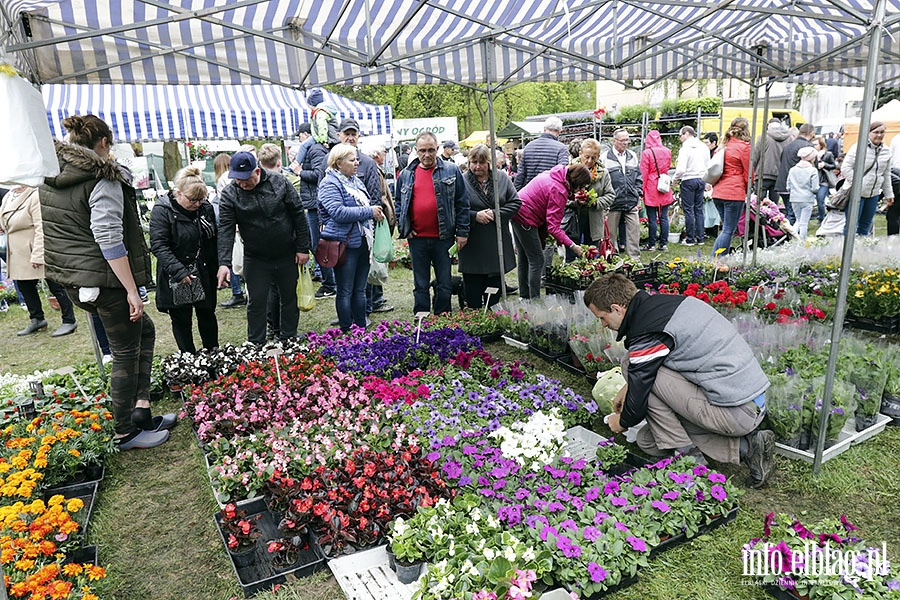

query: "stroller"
left=735, top=204, right=796, bottom=249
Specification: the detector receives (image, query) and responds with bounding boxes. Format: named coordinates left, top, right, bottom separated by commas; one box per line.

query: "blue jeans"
left=646, top=205, right=669, bottom=247
left=307, top=209, right=336, bottom=291
left=409, top=237, right=454, bottom=314
left=779, top=193, right=796, bottom=225
left=230, top=269, right=243, bottom=296
left=366, top=284, right=385, bottom=313
left=711, top=200, right=745, bottom=259
left=845, top=195, right=881, bottom=236
left=816, top=184, right=830, bottom=222
left=680, top=178, right=706, bottom=243
left=334, top=243, right=370, bottom=331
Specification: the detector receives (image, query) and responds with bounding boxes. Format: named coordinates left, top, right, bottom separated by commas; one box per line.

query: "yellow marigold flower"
left=86, top=565, right=106, bottom=580
left=62, top=563, right=83, bottom=576
left=855, top=290, right=865, bottom=298
left=14, top=558, right=35, bottom=571
left=67, top=449, right=80, bottom=457
left=89, top=423, right=102, bottom=432
left=83, top=593, right=99, bottom=600
left=0, top=463, right=12, bottom=474
left=47, top=495, right=64, bottom=507
left=66, top=498, right=83, bottom=513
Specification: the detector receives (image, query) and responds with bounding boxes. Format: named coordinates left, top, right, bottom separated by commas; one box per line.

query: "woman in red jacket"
left=639, top=130, right=674, bottom=251
left=710, top=118, right=751, bottom=259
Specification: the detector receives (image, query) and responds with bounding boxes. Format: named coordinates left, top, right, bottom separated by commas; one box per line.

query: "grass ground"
left=1, top=232, right=897, bottom=600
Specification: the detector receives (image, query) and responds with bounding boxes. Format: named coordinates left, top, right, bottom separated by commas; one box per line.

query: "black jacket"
left=298, top=142, right=328, bottom=210
left=150, top=193, right=218, bottom=311
left=217, top=168, right=311, bottom=265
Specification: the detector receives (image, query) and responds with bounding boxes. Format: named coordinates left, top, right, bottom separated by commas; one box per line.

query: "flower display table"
left=774, top=413, right=892, bottom=464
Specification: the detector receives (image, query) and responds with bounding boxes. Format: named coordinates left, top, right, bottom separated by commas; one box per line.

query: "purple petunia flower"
left=567, top=471, right=582, bottom=486
left=708, top=473, right=726, bottom=483
left=652, top=500, right=671, bottom=513
left=693, top=464, right=709, bottom=476
left=587, top=562, right=607, bottom=583
left=614, top=521, right=629, bottom=532
left=610, top=496, right=627, bottom=507
left=584, top=487, right=600, bottom=502
left=571, top=497, right=585, bottom=511
left=540, top=525, right=558, bottom=542
left=560, top=519, right=578, bottom=532
left=668, top=471, right=691, bottom=484
left=626, top=536, right=647, bottom=552
left=631, top=485, right=650, bottom=496
left=662, top=490, right=681, bottom=501
left=710, top=485, right=727, bottom=501
left=583, top=526, right=601, bottom=542
left=458, top=475, right=473, bottom=486
left=443, top=460, right=462, bottom=479
left=604, top=481, right=620, bottom=495
left=515, top=488, right=530, bottom=500
left=427, top=451, right=441, bottom=462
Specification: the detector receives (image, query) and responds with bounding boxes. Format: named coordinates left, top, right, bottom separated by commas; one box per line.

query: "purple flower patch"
left=652, top=500, right=671, bottom=513
left=710, top=485, right=727, bottom=501
left=588, top=562, right=607, bottom=583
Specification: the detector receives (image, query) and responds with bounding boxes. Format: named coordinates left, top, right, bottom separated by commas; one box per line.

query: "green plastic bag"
left=373, top=220, right=393, bottom=263
left=297, top=265, right=316, bottom=312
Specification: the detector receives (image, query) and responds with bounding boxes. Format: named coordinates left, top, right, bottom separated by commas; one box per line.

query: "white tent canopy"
left=42, top=83, right=393, bottom=141
left=3, top=0, right=899, bottom=90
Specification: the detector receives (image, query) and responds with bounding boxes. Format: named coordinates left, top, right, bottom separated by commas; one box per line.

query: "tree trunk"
left=163, top=142, right=182, bottom=187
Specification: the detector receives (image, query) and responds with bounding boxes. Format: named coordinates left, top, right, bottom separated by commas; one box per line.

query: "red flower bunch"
left=271, top=446, right=454, bottom=557
left=658, top=281, right=747, bottom=307
left=220, top=503, right=262, bottom=551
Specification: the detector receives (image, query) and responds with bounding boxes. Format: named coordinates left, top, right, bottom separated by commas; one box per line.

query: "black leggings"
left=167, top=304, right=218, bottom=354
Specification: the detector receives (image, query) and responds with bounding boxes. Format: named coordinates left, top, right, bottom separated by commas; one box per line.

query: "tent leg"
left=483, top=39, right=507, bottom=304
left=813, top=0, right=888, bottom=475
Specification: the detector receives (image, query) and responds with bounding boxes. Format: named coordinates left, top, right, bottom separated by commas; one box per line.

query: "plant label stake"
left=266, top=345, right=284, bottom=387
left=773, top=276, right=787, bottom=296
left=415, top=311, right=430, bottom=343
left=483, top=287, right=499, bottom=315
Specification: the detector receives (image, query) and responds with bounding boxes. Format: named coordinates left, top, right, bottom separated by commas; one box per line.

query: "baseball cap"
left=339, top=118, right=360, bottom=133
left=229, top=151, right=258, bottom=180
left=442, top=140, right=459, bottom=151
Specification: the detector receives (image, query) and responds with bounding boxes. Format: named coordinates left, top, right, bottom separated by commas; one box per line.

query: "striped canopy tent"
left=1, top=0, right=898, bottom=90
left=42, top=84, right=392, bottom=142
left=3, top=0, right=897, bottom=472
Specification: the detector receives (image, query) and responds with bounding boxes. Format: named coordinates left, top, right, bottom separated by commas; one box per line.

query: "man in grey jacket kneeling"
left=584, top=273, right=775, bottom=488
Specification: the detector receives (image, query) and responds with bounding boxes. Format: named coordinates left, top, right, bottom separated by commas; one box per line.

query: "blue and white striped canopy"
left=4, top=0, right=900, bottom=88
left=42, top=84, right=392, bottom=141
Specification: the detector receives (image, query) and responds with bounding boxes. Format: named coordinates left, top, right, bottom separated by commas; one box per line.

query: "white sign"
left=392, top=117, right=459, bottom=142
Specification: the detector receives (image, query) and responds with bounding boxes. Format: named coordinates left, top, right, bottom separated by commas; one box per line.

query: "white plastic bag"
left=0, top=64, right=60, bottom=186
left=592, top=367, right=626, bottom=415
left=368, top=257, right=388, bottom=286
left=232, top=233, right=244, bottom=276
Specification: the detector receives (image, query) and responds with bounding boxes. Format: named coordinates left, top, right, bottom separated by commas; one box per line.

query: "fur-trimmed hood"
left=43, top=140, right=130, bottom=189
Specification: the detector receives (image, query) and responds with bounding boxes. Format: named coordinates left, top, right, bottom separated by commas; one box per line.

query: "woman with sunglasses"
left=150, top=165, right=219, bottom=353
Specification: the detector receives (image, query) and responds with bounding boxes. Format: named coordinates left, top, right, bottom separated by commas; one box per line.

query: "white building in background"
left=595, top=80, right=865, bottom=133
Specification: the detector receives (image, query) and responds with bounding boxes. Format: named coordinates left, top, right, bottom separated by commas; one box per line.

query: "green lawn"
left=1, top=234, right=897, bottom=600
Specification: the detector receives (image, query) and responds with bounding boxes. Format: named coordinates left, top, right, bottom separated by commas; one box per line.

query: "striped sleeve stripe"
left=629, top=344, right=669, bottom=364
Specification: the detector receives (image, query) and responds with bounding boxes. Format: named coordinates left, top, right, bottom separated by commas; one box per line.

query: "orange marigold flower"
left=62, top=563, right=83, bottom=576
left=86, top=565, right=106, bottom=581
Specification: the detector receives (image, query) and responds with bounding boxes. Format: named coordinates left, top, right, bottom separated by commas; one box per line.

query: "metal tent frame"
left=2, top=0, right=898, bottom=472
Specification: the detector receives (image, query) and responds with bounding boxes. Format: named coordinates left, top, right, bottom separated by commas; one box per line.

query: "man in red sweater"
left=396, top=131, right=470, bottom=314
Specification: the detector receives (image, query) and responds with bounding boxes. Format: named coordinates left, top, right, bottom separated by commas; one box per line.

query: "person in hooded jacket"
left=40, top=114, right=175, bottom=451
left=639, top=130, right=674, bottom=251
left=750, top=119, right=791, bottom=204
left=150, top=165, right=219, bottom=353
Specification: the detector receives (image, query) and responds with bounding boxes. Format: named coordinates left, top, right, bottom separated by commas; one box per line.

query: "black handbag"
left=170, top=262, right=206, bottom=306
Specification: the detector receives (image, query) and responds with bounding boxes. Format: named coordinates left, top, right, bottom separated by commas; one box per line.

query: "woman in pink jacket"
left=640, top=130, right=674, bottom=251
left=710, top=117, right=751, bottom=259
left=512, top=164, right=591, bottom=298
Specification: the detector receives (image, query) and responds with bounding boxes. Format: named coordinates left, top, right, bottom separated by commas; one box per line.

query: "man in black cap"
left=441, top=140, right=459, bottom=163
left=216, top=151, right=311, bottom=344
left=338, top=118, right=394, bottom=313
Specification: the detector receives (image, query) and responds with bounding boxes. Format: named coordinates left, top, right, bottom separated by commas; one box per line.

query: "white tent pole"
left=750, top=84, right=771, bottom=267
left=741, top=48, right=764, bottom=268
left=483, top=39, right=507, bottom=304
left=813, top=0, right=888, bottom=475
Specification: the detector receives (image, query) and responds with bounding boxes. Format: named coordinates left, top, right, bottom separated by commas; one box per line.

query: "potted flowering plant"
left=219, top=503, right=262, bottom=568
left=388, top=516, right=426, bottom=583
left=266, top=535, right=309, bottom=572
